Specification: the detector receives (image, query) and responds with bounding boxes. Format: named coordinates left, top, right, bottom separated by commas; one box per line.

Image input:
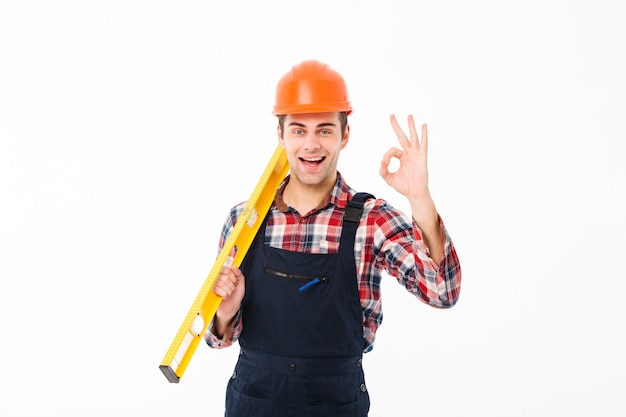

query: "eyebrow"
left=287, top=122, right=337, bottom=128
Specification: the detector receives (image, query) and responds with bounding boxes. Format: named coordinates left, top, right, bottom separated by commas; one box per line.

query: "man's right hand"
left=212, top=265, right=245, bottom=338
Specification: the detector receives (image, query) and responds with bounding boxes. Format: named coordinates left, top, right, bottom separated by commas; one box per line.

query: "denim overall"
left=224, top=193, right=374, bottom=417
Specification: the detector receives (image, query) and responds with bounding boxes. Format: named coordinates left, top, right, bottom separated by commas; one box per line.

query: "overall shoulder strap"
left=338, top=191, right=376, bottom=268
left=344, top=192, right=376, bottom=223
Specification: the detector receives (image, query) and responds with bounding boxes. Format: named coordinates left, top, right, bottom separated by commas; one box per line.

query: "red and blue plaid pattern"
left=206, top=173, right=461, bottom=352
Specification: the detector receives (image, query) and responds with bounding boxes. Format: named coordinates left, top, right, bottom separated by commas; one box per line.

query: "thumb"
left=379, top=160, right=392, bottom=184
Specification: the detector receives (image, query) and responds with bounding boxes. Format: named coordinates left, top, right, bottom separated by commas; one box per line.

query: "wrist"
left=408, top=196, right=437, bottom=226
left=213, top=312, right=235, bottom=339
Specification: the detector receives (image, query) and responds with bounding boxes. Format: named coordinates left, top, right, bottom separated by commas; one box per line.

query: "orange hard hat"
left=273, top=60, right=352, bottom=116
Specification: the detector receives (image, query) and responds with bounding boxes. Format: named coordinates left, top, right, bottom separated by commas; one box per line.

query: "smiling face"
left=278, top=112, right=349, bottom=193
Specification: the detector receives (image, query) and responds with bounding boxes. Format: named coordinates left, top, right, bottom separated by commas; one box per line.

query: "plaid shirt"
left=205, top=173, right=462, bottom=353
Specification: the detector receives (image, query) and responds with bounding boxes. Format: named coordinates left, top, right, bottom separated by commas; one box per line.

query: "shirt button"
left=288, top=363, right=296, bottom=371
left=356, top=358, right=362, bottom=367
left=360, top=383, right=367, bottom=392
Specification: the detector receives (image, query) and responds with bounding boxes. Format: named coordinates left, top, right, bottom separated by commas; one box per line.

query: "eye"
left=292, top=128, right=304, bottom=135
left=320, top=129, right=332, bottom=135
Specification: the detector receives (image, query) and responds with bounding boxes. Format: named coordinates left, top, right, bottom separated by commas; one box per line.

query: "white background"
left=1, top=1, right=625, bottom=416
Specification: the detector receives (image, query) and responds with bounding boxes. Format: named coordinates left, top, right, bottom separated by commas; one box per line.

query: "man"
left=205, top=60, right=461, bottom=416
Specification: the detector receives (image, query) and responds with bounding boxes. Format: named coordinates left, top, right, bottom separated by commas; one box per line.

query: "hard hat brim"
left=272, top=103, right=352, bottom=116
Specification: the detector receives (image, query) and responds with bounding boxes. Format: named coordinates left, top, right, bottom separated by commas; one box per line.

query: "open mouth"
left=299, top=156, right=326, bottom=167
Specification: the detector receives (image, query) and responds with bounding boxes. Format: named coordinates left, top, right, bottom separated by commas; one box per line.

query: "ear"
left=340, top=124, right=350, bottom=150
left=277, top=124, right=285, bottom=147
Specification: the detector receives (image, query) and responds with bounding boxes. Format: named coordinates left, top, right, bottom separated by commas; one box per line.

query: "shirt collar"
left=274, top=172, right=351, bottom=213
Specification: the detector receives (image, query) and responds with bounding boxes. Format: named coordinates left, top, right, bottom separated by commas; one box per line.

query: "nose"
left=303, top=132, right=321, bottom=151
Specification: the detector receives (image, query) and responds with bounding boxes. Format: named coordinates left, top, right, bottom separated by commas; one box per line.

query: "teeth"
left=302, top=157, right=323, bottom=162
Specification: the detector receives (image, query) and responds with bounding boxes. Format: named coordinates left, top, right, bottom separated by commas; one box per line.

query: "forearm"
left=212, top=312, right=235, bottom=340
left=205, top=310, right=242, bottom=348
left=408, top=195, right=445, bottom=265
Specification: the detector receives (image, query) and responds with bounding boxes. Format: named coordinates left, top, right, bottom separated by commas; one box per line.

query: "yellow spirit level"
left=159, top=145, right=289, bottom=383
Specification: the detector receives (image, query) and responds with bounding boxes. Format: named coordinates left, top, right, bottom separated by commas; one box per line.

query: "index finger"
left=407, top=115, right=420, bottom=149
left=390, top=114, right=411, bottom=150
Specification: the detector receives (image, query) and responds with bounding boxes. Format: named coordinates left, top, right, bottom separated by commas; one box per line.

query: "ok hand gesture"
left=379, top=114, right=431, bottom=200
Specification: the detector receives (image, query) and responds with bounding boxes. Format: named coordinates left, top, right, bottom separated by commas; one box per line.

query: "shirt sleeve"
left=204, top=203, right=246, bottom=349
left=372, top=200, right=462, bottom=308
